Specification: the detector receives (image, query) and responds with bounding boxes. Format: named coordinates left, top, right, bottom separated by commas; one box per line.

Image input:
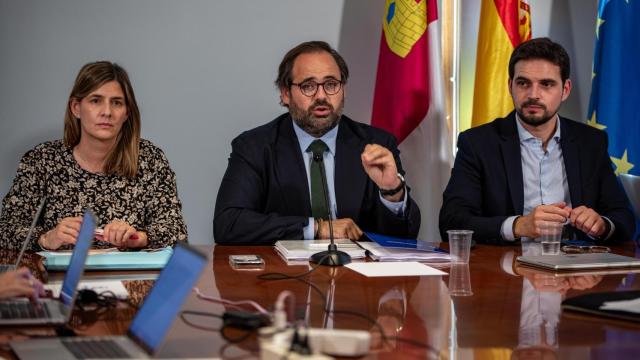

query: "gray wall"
left=0, top=0, right=344, bottom=244
left=0, top=0, right=600, bottom=244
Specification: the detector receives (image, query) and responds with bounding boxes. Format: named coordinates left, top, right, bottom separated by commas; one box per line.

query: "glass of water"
left=538, top=222, right=564, bottom=255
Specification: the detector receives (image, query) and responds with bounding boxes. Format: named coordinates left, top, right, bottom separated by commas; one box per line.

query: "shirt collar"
left=515, top=113, right=561, bottom=144
left=292, top=117, right=339, bottom=156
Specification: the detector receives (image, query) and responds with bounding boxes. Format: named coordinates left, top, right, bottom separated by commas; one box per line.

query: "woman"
left=0, top=61, right=187, bottom=250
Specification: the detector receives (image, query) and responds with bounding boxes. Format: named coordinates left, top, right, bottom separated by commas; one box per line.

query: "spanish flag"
left=471, top=0, right=531, bottom=127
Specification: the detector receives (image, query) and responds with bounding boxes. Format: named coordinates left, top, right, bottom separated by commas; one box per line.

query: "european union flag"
left=588, top=0, right=639, bottom=177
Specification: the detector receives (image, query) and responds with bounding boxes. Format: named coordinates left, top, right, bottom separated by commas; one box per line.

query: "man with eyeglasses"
left=214, top=41, right=420, bottom=244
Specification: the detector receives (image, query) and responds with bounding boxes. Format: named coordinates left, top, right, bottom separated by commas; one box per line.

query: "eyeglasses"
left=561, top=245, right=611, bottom=254
left=291, top=79, right=343, bottom=97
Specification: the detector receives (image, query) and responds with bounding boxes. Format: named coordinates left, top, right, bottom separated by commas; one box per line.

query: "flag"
left=471, top=0, right=531, bottom=127
left=587, top=0, right=639, bottom=178
left=371, top=0, right=451, bottom=241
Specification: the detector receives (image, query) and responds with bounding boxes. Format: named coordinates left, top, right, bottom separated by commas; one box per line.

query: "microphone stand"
left=310, top=153, right=351, bottom=266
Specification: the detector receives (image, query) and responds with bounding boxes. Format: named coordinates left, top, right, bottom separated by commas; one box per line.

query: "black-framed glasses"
left=561, top=245, right=611, bottom=254
left=291, top=79, right=342, bottom=97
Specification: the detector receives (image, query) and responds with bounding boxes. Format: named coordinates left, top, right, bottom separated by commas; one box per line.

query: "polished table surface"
left=1, top=241, right=640, bottom=359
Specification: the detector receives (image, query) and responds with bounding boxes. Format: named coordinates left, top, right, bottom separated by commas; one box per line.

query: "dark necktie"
left=307, top=140, right=330, bottom=220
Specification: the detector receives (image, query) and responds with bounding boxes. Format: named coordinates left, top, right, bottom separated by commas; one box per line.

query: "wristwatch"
left=379, top=173, right=405, bottom=196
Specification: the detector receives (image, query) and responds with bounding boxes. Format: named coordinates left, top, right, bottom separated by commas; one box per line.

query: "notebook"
left=0, top=209, right=94, bottom=326
left=0, top=198, right=46, bottom=273
left=516, top=252, right=640, bottom=271
left=40, top=247, right=173, bottom=271
left=11, top=242, right=208, bottom=359
left=562, top=290, right=640, bottom=323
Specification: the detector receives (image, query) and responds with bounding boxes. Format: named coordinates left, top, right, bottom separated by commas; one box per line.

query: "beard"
left=515, top=99, right=557, bottom=127
left=289, top=97, right=344, bottom=137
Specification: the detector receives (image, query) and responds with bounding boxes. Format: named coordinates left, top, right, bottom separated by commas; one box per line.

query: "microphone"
left=309, top=152, right=351, bottom=266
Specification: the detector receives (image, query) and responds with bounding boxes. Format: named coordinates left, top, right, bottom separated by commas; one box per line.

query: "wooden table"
left=2, top=242, right=639, bottom=359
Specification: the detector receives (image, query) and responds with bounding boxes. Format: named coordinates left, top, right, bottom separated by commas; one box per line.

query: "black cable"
left=179, top=310, right=223, bottom=332
left=257, top=254, right=330, bottom=281
left=74, top=289, right=137, bottom=312
left=220, top=325, right=255, bottom=343
left=180, top=310, right=262, bottom=358
left=179, top=310, right=258, bottom=344
left=67, top=289, right=137, bottom=330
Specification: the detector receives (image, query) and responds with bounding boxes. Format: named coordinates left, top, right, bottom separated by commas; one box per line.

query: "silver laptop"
left=0, top=198, right=46, bottom=273
left=0, top=209, right=95, bottom=326
left=11, top=242, right=208, bottom=359
left=517, top=252, right=640, bottom=271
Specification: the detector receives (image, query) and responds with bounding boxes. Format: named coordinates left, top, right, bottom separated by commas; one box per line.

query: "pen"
left=94, top=229, right=139, bottom=241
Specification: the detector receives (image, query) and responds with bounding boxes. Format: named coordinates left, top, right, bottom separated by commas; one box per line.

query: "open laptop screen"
left=12, top=198, right=47, bottom=267
left=128, top=243, right=207, bottom=354
left=59, top=211, right=95, bottom=306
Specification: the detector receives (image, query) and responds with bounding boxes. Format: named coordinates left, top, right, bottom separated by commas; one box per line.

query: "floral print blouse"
left=0, top=139, right=187, bottom=251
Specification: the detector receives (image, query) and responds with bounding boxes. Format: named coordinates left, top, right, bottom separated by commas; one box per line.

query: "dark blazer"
left=439, top=112, right=635, bottom=244
left=214, top=113, right=421, bottom=245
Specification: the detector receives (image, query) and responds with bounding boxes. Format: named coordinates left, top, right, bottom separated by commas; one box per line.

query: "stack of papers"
left=358, top=241, right=451, bottom=263
left=274, top=240, right=367, bottom=261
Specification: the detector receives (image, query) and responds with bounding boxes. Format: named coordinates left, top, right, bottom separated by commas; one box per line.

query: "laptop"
left=0, top=209, right=95, bottom=326
left=517, top=252, right=640, bottom=271
left=11, top=242, right=208, bottom=359
left=0, top=198, right=46, bottom=273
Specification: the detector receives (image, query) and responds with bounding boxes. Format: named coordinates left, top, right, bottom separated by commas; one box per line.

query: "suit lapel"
left=559, top=118, right=583, bottom=206
left=335, top=119, right=367, bottom=219
left=274, top=117, right=312, bottom=216
left=499, top=114, right=524, bottom=214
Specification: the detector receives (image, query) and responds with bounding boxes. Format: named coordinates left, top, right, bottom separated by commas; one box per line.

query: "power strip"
left=259, top=326, right=371, bottom=359
left=261, top=341, right=332, bottom=360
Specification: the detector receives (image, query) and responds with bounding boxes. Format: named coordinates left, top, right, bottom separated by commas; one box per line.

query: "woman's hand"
left=39, top=216, right=83, bottom=250
left=102, top=221, right=148, bottom=249
left=0, top=268, right=45, bottom=301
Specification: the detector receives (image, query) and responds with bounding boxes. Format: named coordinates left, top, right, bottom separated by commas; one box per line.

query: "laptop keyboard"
left=0, top=302, right=49, bottom=319
left=62, top=338, right=130, bottom=359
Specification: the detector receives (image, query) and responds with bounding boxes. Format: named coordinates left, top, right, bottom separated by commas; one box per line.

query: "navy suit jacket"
left=214, top=113, right=421, bottom=245
left=439, top=112, right=635, bottom=244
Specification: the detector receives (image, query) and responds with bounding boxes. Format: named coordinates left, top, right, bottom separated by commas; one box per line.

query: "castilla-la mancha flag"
left=472, top=0, right=531, bottom=127
left=371, top=0, right=451, bottom=241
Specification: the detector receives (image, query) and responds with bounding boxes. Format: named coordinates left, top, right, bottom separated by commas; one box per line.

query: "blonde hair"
left=64, top=61, right=141, bottom=178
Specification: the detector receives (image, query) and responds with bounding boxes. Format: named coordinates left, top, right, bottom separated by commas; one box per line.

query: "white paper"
left=600, top=297, right=640, bottom=314
left=345, top=261, right=446, bottom=277
left=45, top=280, right=129, bottom=299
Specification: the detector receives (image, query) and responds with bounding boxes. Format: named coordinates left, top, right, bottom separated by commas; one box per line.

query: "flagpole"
left=451, top=0, right=461, bottom=159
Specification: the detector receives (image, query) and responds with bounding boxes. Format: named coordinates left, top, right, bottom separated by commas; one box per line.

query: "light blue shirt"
left=292, top=120, right=406, bottom=239
left=501, top=115, right=614, bottom=241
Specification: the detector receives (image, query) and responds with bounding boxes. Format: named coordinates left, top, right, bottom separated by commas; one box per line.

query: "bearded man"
left=439, top=38, right=634, bottom=245
left=214, top=41, right=421, bottom=245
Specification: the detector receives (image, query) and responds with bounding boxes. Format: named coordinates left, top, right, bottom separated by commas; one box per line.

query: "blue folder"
left=364, top=232, right=447, bottom=253
left=39, top=247, right=173, bottom=271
